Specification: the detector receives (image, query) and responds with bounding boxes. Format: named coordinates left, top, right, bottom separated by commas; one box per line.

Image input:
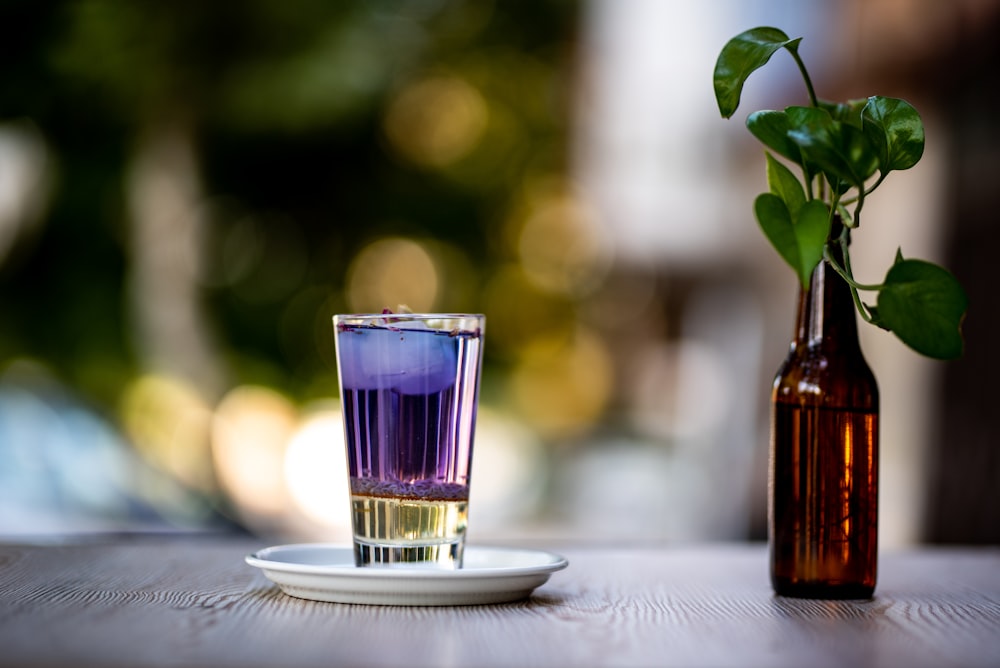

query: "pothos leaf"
left=747, top=110, right=802, bottom=165
left=865, top=302, right=888, bottom=330
left=862, top=96, right=925, bottom=174
left=819, top=98, right=867, bottom=129
left=794, top=200, right=833, bottom=285
left=876, top=257, right=967, bottom=359
left=714, top=27, right=800, bottom=119
left=786, top=106, right=878, bottom=194
left=766, top=152, right=806, bottom=220
left=754, top=194, right=830, bottom=288
left=754, top=193, right=797, bottom=274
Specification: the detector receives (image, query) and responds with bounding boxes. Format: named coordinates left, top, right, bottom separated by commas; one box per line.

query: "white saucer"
left=246, top=544, right=568, bottom=606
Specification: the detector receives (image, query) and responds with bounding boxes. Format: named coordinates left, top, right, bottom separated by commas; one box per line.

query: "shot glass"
left=333, top=313, right=485, bottom=568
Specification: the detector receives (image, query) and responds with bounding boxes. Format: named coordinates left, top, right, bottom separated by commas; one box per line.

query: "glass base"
left=354, top=540, right=464, bottom=569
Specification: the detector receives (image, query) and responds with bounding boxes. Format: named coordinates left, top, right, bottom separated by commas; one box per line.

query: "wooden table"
left=1, top=535, right=998, bottom=667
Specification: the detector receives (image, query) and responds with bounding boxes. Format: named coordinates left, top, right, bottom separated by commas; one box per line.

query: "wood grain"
left=0, top=537, right=997, bottom=667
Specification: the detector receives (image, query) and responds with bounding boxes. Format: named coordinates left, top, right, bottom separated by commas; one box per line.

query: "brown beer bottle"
left=769, top=219, right=879, bottom=599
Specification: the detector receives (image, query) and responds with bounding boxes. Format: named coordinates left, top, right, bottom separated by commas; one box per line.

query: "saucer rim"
left=246, top=543, right=568, bottom=578
left=245, top=544, right=569, bottom=606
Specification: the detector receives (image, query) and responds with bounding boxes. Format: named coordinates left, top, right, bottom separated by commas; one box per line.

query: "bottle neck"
left=794, top=225, right=862, bottom=352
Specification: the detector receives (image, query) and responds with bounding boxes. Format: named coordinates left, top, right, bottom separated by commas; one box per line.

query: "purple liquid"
left=337, top=323, right=482, bottom=500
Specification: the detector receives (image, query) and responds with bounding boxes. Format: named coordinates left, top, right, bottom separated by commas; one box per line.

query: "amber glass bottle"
left=769, top=220, right=879, bottom=599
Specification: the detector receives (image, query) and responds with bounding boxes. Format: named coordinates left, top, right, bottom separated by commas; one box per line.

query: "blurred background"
left=0, top=0, right=996, bottom=547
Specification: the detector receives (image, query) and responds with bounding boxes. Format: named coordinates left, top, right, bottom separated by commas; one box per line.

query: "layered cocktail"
left=333, top=313, right=484, bottom=568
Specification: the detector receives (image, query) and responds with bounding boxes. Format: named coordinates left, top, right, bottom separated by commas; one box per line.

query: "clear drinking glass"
left=333, top=313, right=485, bottom=568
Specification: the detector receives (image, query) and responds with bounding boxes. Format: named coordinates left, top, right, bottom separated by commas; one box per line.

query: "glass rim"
left=333, top=313, right=484, bottom=321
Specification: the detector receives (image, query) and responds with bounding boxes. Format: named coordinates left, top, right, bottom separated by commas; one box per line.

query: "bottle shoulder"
left=772, top=344, right=879, bottom=409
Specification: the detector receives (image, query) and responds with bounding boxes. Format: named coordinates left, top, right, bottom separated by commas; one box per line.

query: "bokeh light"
left=0, top=122, right=50, bottom=267
left=120, top=374, right=215, bottom=493
left=510, top=178, right=613, bottom=297
left=211, top=385, right=297, bottom=525
left=383, top=75, right=489, bottom=168
left=468, top=408, right=548, bottom=535
left=346, top=237, right=440, bottom=313
left=283, top=404, right=350, bottom=536
left=481, top=264, right=576, bottom=359
left=508, top=326, right=614, bottom=440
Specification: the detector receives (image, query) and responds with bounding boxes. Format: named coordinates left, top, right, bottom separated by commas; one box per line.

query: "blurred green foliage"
left=0, top=0, right=580, bottom=410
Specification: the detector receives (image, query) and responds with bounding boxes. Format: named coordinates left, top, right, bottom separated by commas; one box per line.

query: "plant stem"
left=824, top=239, right=883, bottom=324
left=788, top=47, right=819, bottom=108
left=841, top=173, right=887, bottom=208
left=864, top=173, right=887, bottom=198
left=824, top=242, right=880, bottom=291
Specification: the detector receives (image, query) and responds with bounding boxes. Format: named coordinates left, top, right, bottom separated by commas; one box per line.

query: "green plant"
left=714, top=27, right=966, bottom=360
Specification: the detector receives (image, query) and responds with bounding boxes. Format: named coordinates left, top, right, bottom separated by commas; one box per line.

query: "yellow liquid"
left=351, top=494, right=468, bottom=567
